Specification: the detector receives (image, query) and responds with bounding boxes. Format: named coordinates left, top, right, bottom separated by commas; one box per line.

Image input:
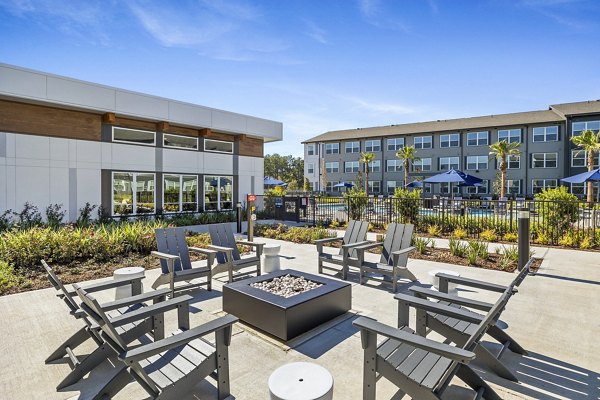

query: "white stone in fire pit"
left=251, top=274, right=322, bottom=298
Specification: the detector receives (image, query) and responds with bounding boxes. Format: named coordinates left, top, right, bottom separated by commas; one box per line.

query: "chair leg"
left=474, top=344, right=518, bottom=382
left=228, top=265, right=234, bottom=283
left=46, top=326, right=90, bottom=363
left=91, top=366, right=131, bottom=400
left=362, top=331, right=377, bottom=400
left=318, top=257, right=323, bottom=274
left=455, top=364, right=502, bottom=400
left=56, top=343, right=115, bottom=390
left=488, top=325, right=528, bottom=355
left=216, top=329, right=231, bottom=400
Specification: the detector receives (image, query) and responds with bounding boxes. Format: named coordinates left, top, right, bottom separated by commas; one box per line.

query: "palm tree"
left=359, top=152, right=376, bottom=195
left=489, top=140, right=521, bottom=199
left=571, top=129, right=600, bottom=203
left=396, top=146, right=420, bottom=187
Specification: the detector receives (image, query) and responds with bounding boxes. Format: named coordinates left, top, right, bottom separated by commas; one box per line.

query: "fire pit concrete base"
left=223, top=269, right=351, bottom=341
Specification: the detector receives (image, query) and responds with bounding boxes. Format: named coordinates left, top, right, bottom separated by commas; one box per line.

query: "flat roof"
left=0, top=63, right=283, bottom=142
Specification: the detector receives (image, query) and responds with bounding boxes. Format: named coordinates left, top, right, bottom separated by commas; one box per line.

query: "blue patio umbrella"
left=405, top=180, right=423, bottom=188
left=334, top=181, right=355, bottom=188
left=264, top=176, right=287, bottom=186
left=424, top=169, right=482, bottom=197
left=561, top=168, right=600, bottom=201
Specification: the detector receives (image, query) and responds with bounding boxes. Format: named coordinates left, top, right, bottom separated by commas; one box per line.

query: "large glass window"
left=204, top=176, right=233, bottom=211
left=307, top=163, right=315, bottom=174
left=440, top=133, right=460, bottom=148
left=386, top=159, right=402, bottom=172
left=466, top=155, right=488, bottom=170
left=164, top=175, right=198, bottom=213
left=386, top=180, right=403, bottom=194
left=507, top=155, right=520, bottom=169
left=365, top=139, right=381, bottom=152
left=440, top=183, right=460, bottom=194
left=572, top=121, right=600, bottom=136
left=506, top=180, right=521, bottom=195
left=345, top=161, right=359, bottom=173
left=163, top=133, right=198, bottom=150
left=368, top=181, right=381, bottom=193
left=112, top=172, right=155, bottom=215
left=531, top=152, right=557, bottom=168
left=387, top=138, right=404, bottom=151
left=439, top=156, right=459, bottom=170
left=307, top=144, right=316, bottom=155
left=204, top=139, right=233, bottom=153
left=467, top=180, right=489, bottom=195
left=413, top=158, right=432, bottom=172
left=414, top=136, right=432, bottom=149
left=112, top=127, right=155, bottom=146
left=570, top=183, right=585, bottom=196
left=498, top=129, right=521, bottom=143
left=368, top=160, right=381, bottom=172
left=324, top=143, right=340, bottom=154
left=466, top=131, right=488, bottom=146
left=571, top=150, right=600, bottom=168
left=532, top=179, right=557, bottom=194
left=325, top=162, right=339, bottom=173
left=532, top=126, right=558, bottom=142
left=345, top=141, right=360, bottom=153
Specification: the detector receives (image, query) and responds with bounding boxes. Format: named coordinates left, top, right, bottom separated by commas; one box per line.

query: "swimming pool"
left=317, top=203, right=347, bottom=211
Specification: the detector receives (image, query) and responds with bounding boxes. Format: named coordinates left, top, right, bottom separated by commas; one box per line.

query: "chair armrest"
left=392, top=246, right=416, bottom=256
left=436, top=273, right=508, bottom=293
left=70, top=277, right=144, bottom=294
left=108, top=295, right=193, bottom=327
left=394, top=293, right=483, bottom=324
left=236, top=240, right=263, bottom=248
left=151, top=251, right=180, bottom=262
left=208, top=244, right=234, bottom=253
left=100, top=288, right=171, bottom=311
left=314, top=237, right=342, bottom=245
left=188, top=247, right=217, bottom=256
left=347, top=241, right=378, bottom=250
left=408, top=286, right=493, bottom=312
left=121, top=315, right=239, bottom=363
left=353, top=317, right=475, bottom=363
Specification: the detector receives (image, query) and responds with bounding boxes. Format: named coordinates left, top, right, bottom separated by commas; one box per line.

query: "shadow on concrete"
left=294, top=315, right=360, bottom=359
left=534, top=273, right=600, bottom=286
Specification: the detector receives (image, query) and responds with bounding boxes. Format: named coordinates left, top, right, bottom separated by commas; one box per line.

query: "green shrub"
left=393, top=189, right=421, bottom=223
left=412, top=237, right=431, bottom=254
left=253, top=223, right=335, bottom=244
left=13, top=202, right=43, bottom=229
left=329, top=220, right=340, bottom=229
left=45, top=204, right=66, bottom=229
left=579, top=236, right=594, bottom=249
left=535, top=231, right=551, bottom=245
left=503, top=232, right=518, bottom=242
left=480, top=229, right=498, bottom=242
left=502, top=245, right=519, bottom=263
left=467, top=248, right=478, bottom=265
left=427, top=224, right=442, bottom=237
left=558, top=230, right=581, bottom=247
left=534, top=187, right=579, bottom=235
left=0, top=261, right=19, bottom=294
left=449, top=238, right=468, bottom=257
left=344, top=187, right=368, bottom=220
left=452, top=228, right=467, bottom=240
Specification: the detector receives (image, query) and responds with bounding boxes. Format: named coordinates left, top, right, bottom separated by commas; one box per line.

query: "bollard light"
left=517, top=207, right=530, bottom=271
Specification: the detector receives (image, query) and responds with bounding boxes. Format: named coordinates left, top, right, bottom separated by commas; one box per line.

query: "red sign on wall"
left=247, top=194, right=257, bottom=202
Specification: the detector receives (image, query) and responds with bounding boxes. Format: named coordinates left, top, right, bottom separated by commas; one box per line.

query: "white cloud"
left=344, top=96, right=417, bottom=115
left=304, top=20, right=328, bottom=44
left=356, top=0, right=410, bottom=32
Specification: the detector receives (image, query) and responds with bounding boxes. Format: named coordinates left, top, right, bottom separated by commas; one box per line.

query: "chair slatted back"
left=155, top=228, right=193, bottom=274
left=209, top=223, right=240, bottom=264
left=339, top=220, right=368, bottom=257
left=379, top=223, right=414, bottom=266
left=42, top=260, right=79, bottom=314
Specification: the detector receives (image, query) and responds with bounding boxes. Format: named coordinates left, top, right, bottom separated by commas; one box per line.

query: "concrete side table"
left=113, top=267, right=145, bottom=300
left=263, top=244, right=282, bottom=273
left=428, top=269, right=460, bottom=294
left=269, top=362, right=333, bottom=400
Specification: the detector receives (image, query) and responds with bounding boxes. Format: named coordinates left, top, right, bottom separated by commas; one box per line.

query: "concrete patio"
left=0, top=237, right=598, bottom=399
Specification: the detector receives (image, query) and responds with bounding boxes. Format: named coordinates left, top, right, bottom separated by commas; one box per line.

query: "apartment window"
left=325, top=162, right=339, bottom=173
left=467, top=180, right=489, bottom=195
left=440, top=133, right=460, bottom=148
left=466, top=131, right=489, bottom=146
left=531, top=153, right=557, bottom=168
left=440, top=183, right=460, bottom=194
left=163, top=175, right=198, bottom=213
left=570, top=183, right=585, bottom=196
left=324, top=143, right=340, bottom=154
left=307, top=163, right=315, bottom=174
left=414, top=136, right=432, bottom=149
left=386, top=159, right=403, bottom=172
left=345, top=141, right=360, bottom=153
left=365, top=139, right=381, bottom=152
left=112, top=172, right=155, bottom=215
left=532, top=126, right=558, bottom=142
left=439, top=156, right=459, bottom=170
left=112, top=127, right=155, bottom=146
left=414, top=158, right=432, bottom=172
left=507, top=155, right=520, bottom=169
left=466, top=155, right=488, bottom=170
left=163, top=133, right=198, bottom=150
left=368, top=181, right=381, bottom=193
left=204, top=139, right=233, bottom=153
left=506, top=180, right=521, bottom=195
left=386, top=180, right=403, bottom=194
left=368, top=160, right=381, bottom=172
left=345, top=161, right=359, bottom=173
left=571, top=150, right=600, bottom=168
left=307, top=144, right=316, bottom=155
left=498, top=129, right=521, bottom=143
left=532, top=179, right=557, bottom=194
left=204, top=176, right=233, bottom=211
left=572, top=121, right=600, bottom=136
left=387, top=138, right=404, bottom=151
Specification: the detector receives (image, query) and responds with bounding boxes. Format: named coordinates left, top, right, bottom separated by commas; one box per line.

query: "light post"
left=518, top=207, right=530, bottom=271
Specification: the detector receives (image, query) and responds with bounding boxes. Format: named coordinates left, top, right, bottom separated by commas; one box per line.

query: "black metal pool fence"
left=254, top=195, right=600, bottom=247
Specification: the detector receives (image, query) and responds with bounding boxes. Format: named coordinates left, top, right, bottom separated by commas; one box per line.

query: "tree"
left=571, top=129, right=600, bottom=203
left=395, top=146, right=420, bottom=186
left=264, top=154, right=304, bottom=185
left=303, top=177, right=311, bottom=192
left=489, top=140, right=521, bottom=198
left=320, top=158, right=328, bottom=192
left=359, top=152, right=376, bottom=195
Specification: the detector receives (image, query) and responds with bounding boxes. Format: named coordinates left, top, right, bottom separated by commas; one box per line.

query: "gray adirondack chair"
left=152, top=228, right=217, bottom=296
left=42, top=260, right=170, bottom=390
left=407, top=258, right=533, bottom=381
left=315, top=219, right=369, bottom=280
left=74, top=284, right=238, bottom=400
left=208, top=223, right=264, bottom=283
left=353, top=286, right=515, bottom=400
left=353, top=223, right=416, bottom=292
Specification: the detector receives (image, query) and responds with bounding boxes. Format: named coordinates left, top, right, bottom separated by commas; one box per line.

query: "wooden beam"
left=199, top=128, right=211, bottom=137
left=156, top=121, right=170, bottom=131
left=235, top=134, right=247, bottom=142
left=102, top=112, right=116, bottom=124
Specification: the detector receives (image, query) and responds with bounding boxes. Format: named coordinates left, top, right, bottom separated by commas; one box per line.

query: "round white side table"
left=428, top=269, right=460, bottom=294
left=113, top=267, right=145, bottom=299
left=269, top=362, right=333, bottom=400
left=263, top=244, right=282, bottom=273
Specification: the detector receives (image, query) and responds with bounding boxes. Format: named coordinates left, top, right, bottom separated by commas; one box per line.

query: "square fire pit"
left=223, top=269, right=351, bottom=341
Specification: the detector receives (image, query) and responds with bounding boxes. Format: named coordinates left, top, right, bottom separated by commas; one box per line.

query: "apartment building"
left=0, top=64, right=282, bottom=221
left=303, top=100, right=600, bottom=198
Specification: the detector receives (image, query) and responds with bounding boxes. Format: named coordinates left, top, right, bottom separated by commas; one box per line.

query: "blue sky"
left=1, top=0, right=599, bottom=157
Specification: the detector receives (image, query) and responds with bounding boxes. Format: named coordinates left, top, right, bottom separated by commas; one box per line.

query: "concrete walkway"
left=0, top=237, right=598, bottom=399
